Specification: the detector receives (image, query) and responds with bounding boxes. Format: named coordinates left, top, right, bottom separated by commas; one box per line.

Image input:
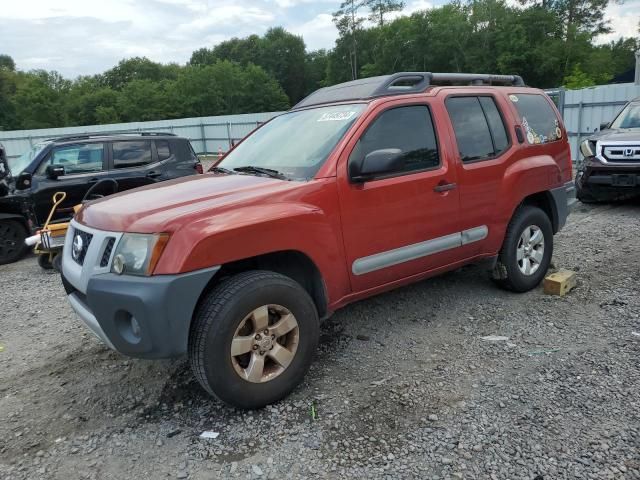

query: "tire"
left=189, top=270, right=319, bottom=409
left=492, top=206, right=553, bottom=293
left=37, top=254, right=54, bottom=270
left=0, top=220, right=28, bottom=266
left=52, top=252, right=62, bottom=272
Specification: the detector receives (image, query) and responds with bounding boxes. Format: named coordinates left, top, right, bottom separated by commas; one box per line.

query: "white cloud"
left=291, top=13, right=337, bottom=51
left=0, top=0, right=636, bottom=78
left=595, top=0, right=640, bottom=44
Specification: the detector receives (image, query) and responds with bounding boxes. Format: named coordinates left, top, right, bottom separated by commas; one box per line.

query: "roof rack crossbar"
left=293, top=72, right=526, bottom=109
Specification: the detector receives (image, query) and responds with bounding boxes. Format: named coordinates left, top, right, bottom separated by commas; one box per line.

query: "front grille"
left=71, top=228, right=93, bottom=266
left=100, top=237, right=115, bottom=267
left=603, top=145, right=640, bottom=163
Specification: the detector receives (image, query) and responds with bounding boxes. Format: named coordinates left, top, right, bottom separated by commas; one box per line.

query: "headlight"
left=580, top=139, right=596, bottom=158
left=111, top=233, right=169, bottom=276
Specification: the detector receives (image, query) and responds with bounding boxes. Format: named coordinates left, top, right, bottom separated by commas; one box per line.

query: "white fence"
left=547, top=82, right=640, bottom=160
left=0, top=111, right=283, bottom=159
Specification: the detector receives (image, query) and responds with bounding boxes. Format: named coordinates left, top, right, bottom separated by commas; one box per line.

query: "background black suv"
left=0, top=133, right=202, bottom=265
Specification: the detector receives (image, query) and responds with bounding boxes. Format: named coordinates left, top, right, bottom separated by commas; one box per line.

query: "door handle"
left=146, top=171, right=162, bottom=178
left=434, top=182, right=457, bottom=193
left=88, top=178, right=99, bottom=184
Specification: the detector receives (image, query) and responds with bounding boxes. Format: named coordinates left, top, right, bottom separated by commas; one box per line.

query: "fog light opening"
left=114, top=310, right=142, bottom=345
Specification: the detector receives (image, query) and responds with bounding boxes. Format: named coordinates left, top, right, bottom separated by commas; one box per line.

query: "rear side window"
left=350, top=105, right=440, bottom=176
left=112, top=141, right=153, bottom=169
left=509, top=93, right=562, bottom=144
left=156, top=140, right=171, bottom=161
left=446, top=96, right=509, bottom=162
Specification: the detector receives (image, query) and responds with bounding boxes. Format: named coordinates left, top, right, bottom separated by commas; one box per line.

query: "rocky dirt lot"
left=1, top=200, right=639, bottom=480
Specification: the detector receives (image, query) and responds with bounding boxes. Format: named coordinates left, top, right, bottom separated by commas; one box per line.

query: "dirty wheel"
left=189, top=270, right=319, bottom=409
left=52, top=252, right=62, bottom=272
left=492, top=206, right=553, bottom=292
left=0, top=220, right=28, bottom=266
left=37, top=254, right=54, bottom=270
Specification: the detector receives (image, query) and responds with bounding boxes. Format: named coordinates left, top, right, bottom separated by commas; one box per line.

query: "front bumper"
left=578, top=159, right=640, bottom=190
left=61, top=220, right=220, bottom=359
left=549, top=180, right=576, bottom=232
left=62, top=267, right=219, bottom=358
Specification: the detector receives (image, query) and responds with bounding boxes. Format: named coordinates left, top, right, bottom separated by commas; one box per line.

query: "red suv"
left=60, top=73, right=575, bottom=409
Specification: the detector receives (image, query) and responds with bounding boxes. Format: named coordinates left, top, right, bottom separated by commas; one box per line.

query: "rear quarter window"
left=509, top=93, right=562, bottom=145
left=156, top=140, right=171, bottom=161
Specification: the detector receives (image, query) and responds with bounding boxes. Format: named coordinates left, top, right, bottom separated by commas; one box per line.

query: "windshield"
left=610, top=102, right=640, bottom=129
left=219, top=104, right=366, bottom=180
left=8, top=142, right=48, bottom=175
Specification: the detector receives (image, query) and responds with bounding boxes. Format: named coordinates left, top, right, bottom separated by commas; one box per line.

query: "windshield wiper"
left=233, top=165, right=288, bottom=180
left=210, top=166, right=236, bottom=175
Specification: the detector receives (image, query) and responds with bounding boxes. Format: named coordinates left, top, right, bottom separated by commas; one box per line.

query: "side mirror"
left=46, top=164, right=65, bottom=179
left=16, top=172, right=32, bottom=190
left=599, top=122, right=610, bottom=131
left=351, top=148, right=403, bottom=182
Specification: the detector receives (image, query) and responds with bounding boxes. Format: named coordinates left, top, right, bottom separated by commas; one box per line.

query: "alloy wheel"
left=230, top=304, right=300, bottom=383
left=516, top=224, right=545, bottom=276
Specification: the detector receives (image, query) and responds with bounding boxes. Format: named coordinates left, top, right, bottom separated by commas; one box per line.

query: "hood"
left=76, top=173, right=305, bottom=233
left=588, top=128, right=640, bottom=143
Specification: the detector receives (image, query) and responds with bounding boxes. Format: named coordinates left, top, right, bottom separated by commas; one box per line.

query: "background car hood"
left=589, top=128, right=640, bottom=142
left=76, top=173, right=303, bottom=232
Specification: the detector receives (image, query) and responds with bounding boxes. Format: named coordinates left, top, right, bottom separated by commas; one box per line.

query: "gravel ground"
left=1, top=200, right=639, bottom=480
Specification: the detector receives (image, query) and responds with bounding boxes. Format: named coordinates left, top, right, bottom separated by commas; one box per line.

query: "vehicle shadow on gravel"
left=124, top=263, right=499, bottom=459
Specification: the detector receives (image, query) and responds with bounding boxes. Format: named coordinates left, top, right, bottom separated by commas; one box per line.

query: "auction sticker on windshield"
left=317, top=111, right=357, bottom=122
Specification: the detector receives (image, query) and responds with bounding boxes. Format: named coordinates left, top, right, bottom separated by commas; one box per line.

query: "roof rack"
left=46, top=131, right=177, bottom=142
left=293, top=72, right=526, bottom=109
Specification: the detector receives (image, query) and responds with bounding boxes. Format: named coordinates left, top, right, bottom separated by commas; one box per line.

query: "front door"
left=337, top=102, right=462, bottom=293
left=32, top=142, right=107, bottom=226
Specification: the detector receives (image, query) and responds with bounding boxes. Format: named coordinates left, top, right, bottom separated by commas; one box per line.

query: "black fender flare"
left=0, top=213, right=30, bottom=232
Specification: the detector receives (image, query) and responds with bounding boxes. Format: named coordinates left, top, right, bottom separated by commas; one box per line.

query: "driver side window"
left=349, top=105, right=440, bottom=178
left=37, top=143, right=105, bottom=176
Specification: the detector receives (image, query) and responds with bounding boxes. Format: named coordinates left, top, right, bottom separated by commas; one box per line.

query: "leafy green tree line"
left=0, top=0, right=637, bottom=131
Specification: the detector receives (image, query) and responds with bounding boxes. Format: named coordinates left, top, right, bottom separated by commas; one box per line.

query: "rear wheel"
left=0, top=220, right=28, bottom=265
left=189, top=270, right=319, bottom=409
left=492, top=206, right=553, bottom=292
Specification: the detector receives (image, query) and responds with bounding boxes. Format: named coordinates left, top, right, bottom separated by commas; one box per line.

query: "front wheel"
left=189, top=270, right=319, bottom=409
left=0, top=220, right=28, bottom=266
left=492, top=206, right=553, bottom=292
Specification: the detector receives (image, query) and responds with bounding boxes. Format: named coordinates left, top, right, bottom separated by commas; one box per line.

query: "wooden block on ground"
left=543, top=269, right=577, bottom=296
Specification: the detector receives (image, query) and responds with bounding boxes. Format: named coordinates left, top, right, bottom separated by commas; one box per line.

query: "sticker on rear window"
left=509, top=94, right=519, bottom=102
left=317, top=111, right=357, bottom=122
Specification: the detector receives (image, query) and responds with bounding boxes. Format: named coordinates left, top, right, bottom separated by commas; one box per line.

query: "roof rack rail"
left=293, top=72, right=525, bottom=109
left=46, top=131, right=177, bottom=142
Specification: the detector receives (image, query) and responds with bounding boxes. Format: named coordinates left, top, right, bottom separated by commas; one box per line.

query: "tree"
left=365, top=0, right=404, bottom=27
left=189, top=29, right=307, bottom=104
left=562, top=64, right=597, bottom=89
left=0, top=54, right=15, bottom=72
left=101, top=57, right=176, bottom=90
left=12, top=72, right=65, bottom=129
left=333, top=0, right=366, bottom=80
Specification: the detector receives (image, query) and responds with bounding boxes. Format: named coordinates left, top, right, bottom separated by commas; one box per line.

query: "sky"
left=0, top=0, right=638, bottom=78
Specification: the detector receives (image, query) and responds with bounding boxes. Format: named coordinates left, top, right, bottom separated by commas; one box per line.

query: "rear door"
left=443, top=94, right=513, bottom=257
left=106, top=140, right=163, bottom=191
left=31, top=142, right=107, bottom=225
